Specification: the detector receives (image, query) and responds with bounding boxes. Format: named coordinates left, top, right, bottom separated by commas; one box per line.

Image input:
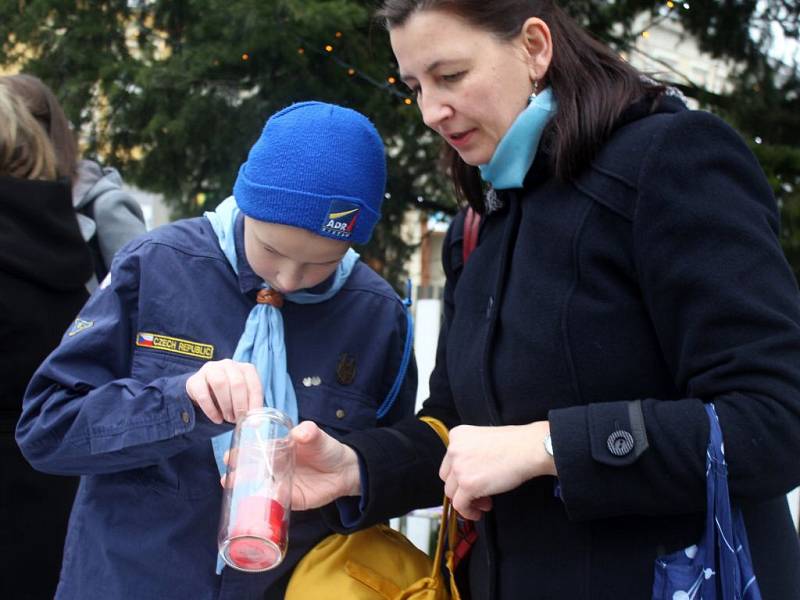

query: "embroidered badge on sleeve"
left=135, top=332, right=214, bottom=360
left=67, top=318, right=94, bottom=337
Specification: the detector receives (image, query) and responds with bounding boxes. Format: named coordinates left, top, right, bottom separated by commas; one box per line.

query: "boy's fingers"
left=186, top=373, right=223, bottom=424
left=242, top=364, right=263, bottom=412
left=222, top=361, right=248, bottom=421
left=206, top=364, right=234, bottom=422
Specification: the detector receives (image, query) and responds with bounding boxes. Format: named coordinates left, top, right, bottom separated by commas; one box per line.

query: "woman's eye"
left=441, top=71, right=466, bottom=83
left=404, top=84, right=420, bottom=98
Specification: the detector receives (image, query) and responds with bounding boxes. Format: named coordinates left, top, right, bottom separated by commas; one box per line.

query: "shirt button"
left=607, top=430, right=634, bottom=456
left=335, top=409, right=346, bottom=419
left=181, top=410, right=191, bottom=424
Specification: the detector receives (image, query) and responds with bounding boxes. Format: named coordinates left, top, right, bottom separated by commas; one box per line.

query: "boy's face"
left=243, top=216, right=349, bottom=294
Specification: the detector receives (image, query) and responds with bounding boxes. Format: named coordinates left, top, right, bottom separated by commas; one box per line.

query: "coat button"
left=181, top=410, right=191, bottom=424
left=607, top=430, right=634, bottom=456
left=335, top=409, right=346, bottom=419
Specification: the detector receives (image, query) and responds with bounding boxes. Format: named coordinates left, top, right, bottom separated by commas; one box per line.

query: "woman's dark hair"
left=0, top=74, right=78, bottom=184
left=377, top=0, right=663, bottom=211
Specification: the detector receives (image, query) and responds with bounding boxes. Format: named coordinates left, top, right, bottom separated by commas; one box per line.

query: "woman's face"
left=390, top=9, right=535, bottom=166
left=244, top=217, right=349, bottom=294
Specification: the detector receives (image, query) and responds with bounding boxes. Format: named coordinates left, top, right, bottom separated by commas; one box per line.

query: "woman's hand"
left=290, top=421, right=362, bottom=510
left=439, top=421, right=556, bottom=520
left=186, top=359, right=263, bottom=424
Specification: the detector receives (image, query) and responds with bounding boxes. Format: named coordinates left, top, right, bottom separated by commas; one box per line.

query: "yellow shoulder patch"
left=68, top=318, right=94, bottom=336
left=135, top=332, right=214, bottom=360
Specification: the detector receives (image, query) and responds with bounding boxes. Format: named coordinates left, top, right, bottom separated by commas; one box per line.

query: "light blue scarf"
left=205, top=196, right=358, bottom=472
left=479, top=87, right=557, bottom=189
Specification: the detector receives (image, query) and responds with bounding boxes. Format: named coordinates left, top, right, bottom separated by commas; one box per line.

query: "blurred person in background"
left=0, top=80, right=93, bottom=599
left=1, top=74, right=146, bottom=289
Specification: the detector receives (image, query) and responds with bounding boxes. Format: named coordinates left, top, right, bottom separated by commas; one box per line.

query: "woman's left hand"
left=440, top=421, right=556, bottom=520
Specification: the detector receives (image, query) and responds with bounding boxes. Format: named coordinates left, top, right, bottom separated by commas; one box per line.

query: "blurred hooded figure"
left=0, top=78, right=93, bottom=599
left=1, top=74, right=146, bottom=288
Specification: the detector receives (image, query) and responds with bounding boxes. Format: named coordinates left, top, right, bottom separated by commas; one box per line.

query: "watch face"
left=544, top=434, right=554, bottom=457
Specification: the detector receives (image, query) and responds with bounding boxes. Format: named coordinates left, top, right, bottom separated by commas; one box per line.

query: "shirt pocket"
left=129, top=349, right=220, bottom=499
left=296, top=383, right=377, bottom=438
left=131, top=348, right=205, bottom=381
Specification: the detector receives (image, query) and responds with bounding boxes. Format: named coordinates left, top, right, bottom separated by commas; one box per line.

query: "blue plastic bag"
left=652, top=403, right=761, bottom=600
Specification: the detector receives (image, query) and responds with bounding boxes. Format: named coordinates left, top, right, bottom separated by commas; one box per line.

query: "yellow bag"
left=285, top=417, right=462, bottom=600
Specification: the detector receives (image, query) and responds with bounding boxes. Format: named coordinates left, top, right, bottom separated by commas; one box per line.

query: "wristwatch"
left=543, top=433, right=554, bottom=457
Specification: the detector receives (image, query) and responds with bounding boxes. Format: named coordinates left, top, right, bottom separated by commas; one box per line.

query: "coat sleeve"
left=549, top=110, right=800, bottom=521
left=16, top=242, right=222, bottom=476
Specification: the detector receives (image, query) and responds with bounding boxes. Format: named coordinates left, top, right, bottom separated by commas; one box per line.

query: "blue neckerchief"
left=205, top=196, right=357, bottom=573
left=206, top=195, right=358, bottom=447
left=478, top=87, right=557, bottom=189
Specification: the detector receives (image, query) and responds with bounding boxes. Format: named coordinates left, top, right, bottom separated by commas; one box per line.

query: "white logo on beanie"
left=321, top=200, right=361, bottom=239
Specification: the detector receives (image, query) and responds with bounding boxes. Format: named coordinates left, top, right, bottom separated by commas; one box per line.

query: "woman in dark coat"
left=287, top=1, right=800, bottom=598
left=0, top=81, right=93, bottom=598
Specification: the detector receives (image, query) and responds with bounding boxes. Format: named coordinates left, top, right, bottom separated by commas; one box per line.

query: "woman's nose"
left=420, top=92, right=453, bottom=130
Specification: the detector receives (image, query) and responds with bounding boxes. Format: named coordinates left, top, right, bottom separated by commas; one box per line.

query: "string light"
left=295, top=32, right=414, bottom=106
left=666, top=0, right=674, bottom=7
left=241, top=53, right=249, bottom=61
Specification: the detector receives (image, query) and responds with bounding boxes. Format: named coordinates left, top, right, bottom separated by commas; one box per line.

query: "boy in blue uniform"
left=17, top=102, right=416, bottom=600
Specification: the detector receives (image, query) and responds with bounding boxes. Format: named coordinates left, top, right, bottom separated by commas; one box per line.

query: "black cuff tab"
left=588, top=400, right=650, bottom=466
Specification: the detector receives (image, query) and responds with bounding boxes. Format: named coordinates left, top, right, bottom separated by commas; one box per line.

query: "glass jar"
left=217, top=407, right=294, bottom=572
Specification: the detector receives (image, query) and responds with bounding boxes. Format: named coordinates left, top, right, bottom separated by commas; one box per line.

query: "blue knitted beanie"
left=233, top=101, right=386, bottom=244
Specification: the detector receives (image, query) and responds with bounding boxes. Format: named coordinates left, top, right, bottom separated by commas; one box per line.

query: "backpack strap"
left=376, top=278, right=414, bottom=419
left=462, top=206, right=481, bottom=264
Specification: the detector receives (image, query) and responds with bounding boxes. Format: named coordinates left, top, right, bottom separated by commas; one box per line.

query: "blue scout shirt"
left=17, top=215, right=416, bottom=600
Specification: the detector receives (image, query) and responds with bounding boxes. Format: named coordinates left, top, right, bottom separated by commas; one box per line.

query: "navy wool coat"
left=326, top=96, right=800, bottom=599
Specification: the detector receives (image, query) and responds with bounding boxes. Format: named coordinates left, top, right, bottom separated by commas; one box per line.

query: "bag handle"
left=419, top=416, right=459, bottom=579
left=420, top=415, right=449, bottom=446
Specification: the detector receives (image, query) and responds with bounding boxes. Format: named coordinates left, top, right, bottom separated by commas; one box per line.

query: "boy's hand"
left=186, top=359, right=263, bottom=424
left=290, top=421, right=362, bottom=510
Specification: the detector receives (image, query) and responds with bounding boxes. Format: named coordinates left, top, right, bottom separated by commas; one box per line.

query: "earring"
left=528, top=79, right=539, bottom=103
